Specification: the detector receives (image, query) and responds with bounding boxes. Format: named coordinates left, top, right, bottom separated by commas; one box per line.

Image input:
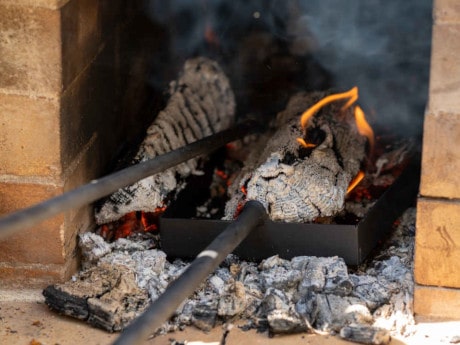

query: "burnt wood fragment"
left=340, top=324, right=391, bottom=345
left=43, top=263, right=122, bottom=320
left=96, top=57, right=235, bottom=224
left=225, top=91, right=366, bottom=222
left=191, top=302, right=218, bottom=332
left=42, top=285, right=90, bottom=320
left=43, top=263, right=148, bottom=332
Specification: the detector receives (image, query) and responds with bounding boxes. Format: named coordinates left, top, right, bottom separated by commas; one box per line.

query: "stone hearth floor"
left=0, top=289, right=459, bottom=345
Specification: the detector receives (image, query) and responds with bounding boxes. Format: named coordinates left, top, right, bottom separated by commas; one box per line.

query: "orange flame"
left=299, top=86, right=358, bottom=130
left=296, top=138, right=316, bottom=148
left=347, top=170, right=365, bottom=194
left=354, top=106, right=375, bottom=152
left=297, top=86, right=375, bottom=153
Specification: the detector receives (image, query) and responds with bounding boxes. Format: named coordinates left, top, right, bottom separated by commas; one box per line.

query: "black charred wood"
left=42, top=285, right=89, bottom=320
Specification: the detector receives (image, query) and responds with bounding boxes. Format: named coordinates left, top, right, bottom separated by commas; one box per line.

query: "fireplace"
left=0, top=0, right=457, bottom=321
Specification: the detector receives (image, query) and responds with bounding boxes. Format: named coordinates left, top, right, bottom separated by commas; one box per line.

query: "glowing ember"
left=347, top=170, right=365, bottom=194
left=204, top=23, right=220, bottom=47
left=215, top=169, right=229, bottom=180
left=354, top=106, right=375, bottom=152
left=99, top=206, right=166, bottom=241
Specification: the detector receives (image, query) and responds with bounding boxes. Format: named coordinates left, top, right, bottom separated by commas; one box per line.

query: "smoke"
left=292, top=0, right=433, bottom=136
left=143, top=0, right=433, bottom=136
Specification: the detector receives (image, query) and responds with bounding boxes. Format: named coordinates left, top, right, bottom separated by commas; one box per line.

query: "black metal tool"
left=112, top=200, right=267, bottom=345
left=0, top=120, right=260, bottom=240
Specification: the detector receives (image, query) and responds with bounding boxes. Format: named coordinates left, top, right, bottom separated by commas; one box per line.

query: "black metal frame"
left=160, top=156, right=420, bottom=265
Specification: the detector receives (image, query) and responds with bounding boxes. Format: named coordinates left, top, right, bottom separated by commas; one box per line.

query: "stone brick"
left=60, top=0, right=142, bottom=90
left=415, top=198, right=460, bottom=288
left=0, top=261, right=74, bottom=289
left=0, top=93, right=61, bottom=177
left=0, top=182, right=65, bottom=265
left=428, top=24, right=460, bottom=114
left=434, top=0, right=460, bottom=24
left=61, top=140, right=101, bottom=262
left=419, top=111, right=460, bottom=199
left=0, top=3, right=61, bottom=96
left=0, top=1, right=70, bottom=10
left=59, top=18, right=152, bottom=172
left=414, top=284, right=460, bottom=319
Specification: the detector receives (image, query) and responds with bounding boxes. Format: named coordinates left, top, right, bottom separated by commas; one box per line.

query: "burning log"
left=95, top=57, right=235, bottom=225
left=225, top=88, right=368, bottom=222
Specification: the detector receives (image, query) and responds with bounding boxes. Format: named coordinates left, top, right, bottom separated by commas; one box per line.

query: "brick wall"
left=414, top=0, right=460, bottom=318
left=0, top=0, right=153, bottom=287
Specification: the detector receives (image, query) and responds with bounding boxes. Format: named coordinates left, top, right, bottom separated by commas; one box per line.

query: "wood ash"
left=44, top=208, right=416, bottom=344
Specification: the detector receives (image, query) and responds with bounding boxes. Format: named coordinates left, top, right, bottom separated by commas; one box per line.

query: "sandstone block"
left=60, top=0, right=142, bottom=90
left=414, top=284, right=460, bottom=319
left=0, top=94, right=61, bottom=177
left=434, top=0, right=460, bottom=24
left=420, top=111, right=460, bottom=199
left=428, top=24, right=460, bottom=114
left=415, top=198, right=460, bottom=288
left=0, top=1, right=70, bottom=10
left=0, top=3, right=61, bottom=95
left=0, top=262, right=74, bottom=289
left=0, top=182, right=65, bottom=264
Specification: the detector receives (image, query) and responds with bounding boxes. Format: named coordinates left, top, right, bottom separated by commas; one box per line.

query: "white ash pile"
left=95, top=57, right=235, bottom=225
left=43, top=208, right=416, bottom=343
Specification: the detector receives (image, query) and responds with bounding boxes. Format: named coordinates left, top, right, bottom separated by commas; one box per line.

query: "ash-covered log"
left=225, top=90, right=367, bottom=222
left=96, top=57, right=235, bottom=224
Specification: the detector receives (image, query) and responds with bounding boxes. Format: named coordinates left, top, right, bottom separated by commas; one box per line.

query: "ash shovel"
left=113, top=200, right=267, bottom=345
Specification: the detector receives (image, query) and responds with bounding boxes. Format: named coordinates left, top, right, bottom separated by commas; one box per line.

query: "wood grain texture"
left=95, top=57, right=235, bottom=224
left=225, top=91, right=366, bottom=222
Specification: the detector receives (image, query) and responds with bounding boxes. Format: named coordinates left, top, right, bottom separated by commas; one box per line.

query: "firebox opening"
left=17, top=0, right=437, bottom=340
left=91, top=0, right=432, bottom=253
left=139, top=0, right=432, bottom=139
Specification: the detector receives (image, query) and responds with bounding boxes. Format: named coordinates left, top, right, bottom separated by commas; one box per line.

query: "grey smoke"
left=144, top=0, right=432, bottom=136
left=293, top=0, right=433, bottom=135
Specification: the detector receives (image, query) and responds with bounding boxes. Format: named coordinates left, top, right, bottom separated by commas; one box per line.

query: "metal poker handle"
left=0, top=120, right=260, bottom=239
left=112, top=200, right=267, bottom=345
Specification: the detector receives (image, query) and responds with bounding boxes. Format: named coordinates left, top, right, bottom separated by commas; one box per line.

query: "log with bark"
left=224, top=91, right=367, bottom=222
left=95, top=57, right=236, bottom=224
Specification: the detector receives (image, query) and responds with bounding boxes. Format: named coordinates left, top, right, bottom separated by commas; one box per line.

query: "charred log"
left=96, top=57, right=235, bottom=224
left=225, top=91, right=366, bottom=222
left=43, top=263, right=149, bottom=332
